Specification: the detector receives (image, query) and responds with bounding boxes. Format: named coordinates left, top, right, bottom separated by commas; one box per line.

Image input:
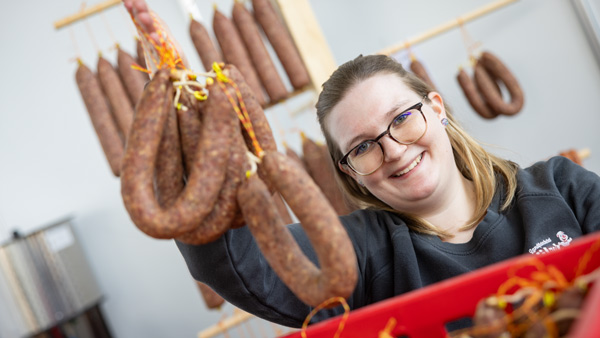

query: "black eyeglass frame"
left=339, top=96, right=429, bottom=176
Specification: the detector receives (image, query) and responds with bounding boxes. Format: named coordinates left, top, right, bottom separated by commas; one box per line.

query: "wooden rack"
left=54, top=0, right=121, bottom=29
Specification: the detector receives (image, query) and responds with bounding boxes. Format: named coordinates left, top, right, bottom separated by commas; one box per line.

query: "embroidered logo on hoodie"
left=528, top=231, right=573, bottom=255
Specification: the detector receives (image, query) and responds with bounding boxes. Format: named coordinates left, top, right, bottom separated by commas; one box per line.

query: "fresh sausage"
left=117, top=47, right=148, bottom=108
left=251, top=0, right=310, bottom=90
left=97, top=56, right=135, bottom=138
left=302, top=134, right=355, bottom=215
left=189, top=18, right=223, bottom=72
left=410, top=59, right=436, bottom=90
left=457, top=67, right=498, bottom=119
left=121, top=69, right=235, bottom=239
left=213, top=8, right=266, bottom=106
left=75, top=61, right=124, bottom=177
left=232, top=1, right=288, bottom=102
left=476, top=51, right=524, bottom=116
left=238, top=151, right=357, bottom=307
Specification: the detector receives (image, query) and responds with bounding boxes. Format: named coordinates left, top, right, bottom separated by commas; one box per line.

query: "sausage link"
left=189, top=18, right=223, bottom=72
left=213, top=9, right=266, bottom=106
left=196, top=281, right=225, bottom=309
left=176, top=91, right=204, bottom=175
left=97, top=56, right=135, bottom=138
left=239, top=151, right=357, bottom=307
left=476, top=51, right=524, bottom=116
left=176, top=122, right=248, bottom=245
left=272, top=192, right=293, bottom=224
left=457, top=67, right=498, bottom=119
left=232, top=1, right=288, bottom=102
left=136, top=37, right=148, bottom=72
left=155, top=103, right=184, bottom=208
left=121, top=69, right=235, bottom=239
left=76, top=62, right=124, bottom=176
left=410, top=59, right=436, bottom=91
left=302, top=135, right=355, bottom=215
left=117, top=47, right=148, bottom=108
left=251, top=0, right=310, bottom=90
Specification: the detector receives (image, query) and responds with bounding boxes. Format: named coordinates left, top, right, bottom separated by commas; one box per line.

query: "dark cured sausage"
left=457, top=67, right=498, bottom=119
left=176, top=91, right=204, bottom=175
left=302, top=135, right=355, bottom=215
left=410, top=59, right=436, bottom=90
left=117, top=47, right=148, bottom=108
left=251, top=0, right=310, bottom=90
left=238, top=151, right=357, bottom=307
left=232, top=1, right=288, bottom=102
left=97, top=56, right=135, bottom=138
left=189, top=18, right=223, bottom=72
left=121, top=69, right=235, bottom=239
left=213, top=8, right=266, bottom=106
left=75, top=62, right=124, bottom=177
left=155, top=104, right=184, bottom=208
left=176, top=122, right=248, bottom=245
left=475, top=51, right=524, bottom=116
left=136, top=37, right=148, bottom=72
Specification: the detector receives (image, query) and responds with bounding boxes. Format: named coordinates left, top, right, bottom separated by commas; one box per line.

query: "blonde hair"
left=316, top=54, right=518, bottom=239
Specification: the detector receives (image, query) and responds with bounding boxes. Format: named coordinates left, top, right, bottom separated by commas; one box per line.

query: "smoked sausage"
left=232, top=1, right=288, bottom=102
left=97, top=56, right=135, bottom=138
left=213, top=8, right=266, bottom=106
left=117, top=47, right=148, bottom=108
left=251, top=0, right=310, bottom=90
left=475, top=51, right=524, bottom=116
left=155, top=103, right=184, bottom=208
left=75, top=61, right=124, bottom=177
left=238, top=151, right=357, bottom=307
left=189, top=18, right=223, bottom=72
left=121, top=69, right=235, bottom=239
left=457, top=67, right=498, bottom=119
left=410, top=58, right=436, bottom=90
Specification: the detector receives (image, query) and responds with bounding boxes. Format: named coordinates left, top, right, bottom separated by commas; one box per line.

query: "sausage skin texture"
left=238, top=151, right=358, bottom=307
left=232, top=2, right=288, bottom=102
left=251, top=0, right=310, bottom=90
left=121, top=69, right=235, bottom=239
left=97, top=56, right=135, bottom=138
left=176, top=91, right=204, bottom=175
left=117, top=47, right=148, bottom=108
left=76, top=62, right=124, bottom=177
left=302, top=135, right=355, bottom=215
left=136, top=38, right=148, bottom=73
left=213, top=9, right=266, bottom=106
left=457, top=67, right=498, bottom=119
left=196, top=281, right=225, bottom=309
left=176, top=122, right=248, bottom=245
left=476, top=51, right=524, bottom=116
left=189, top=18, right=223, bottom=72
left=410, top=59, right=436, bottom=90
left=155, top=103, right=185, bottom=208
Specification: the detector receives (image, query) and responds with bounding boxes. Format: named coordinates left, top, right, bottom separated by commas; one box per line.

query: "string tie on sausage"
left=245, top=151, right=261, bottom=178
left=301, top=297, right=350, bottom=338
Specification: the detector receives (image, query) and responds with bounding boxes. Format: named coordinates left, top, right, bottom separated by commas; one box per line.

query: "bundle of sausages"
left=457, top=51, right=524, bottom=119
left=114, top=61, right=356, bottom=307
left=188, top=0, right=311, bottom=107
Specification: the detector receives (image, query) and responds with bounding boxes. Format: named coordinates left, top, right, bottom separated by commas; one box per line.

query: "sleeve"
left=174, top=224, right=350, bottom=328
left=549, top=156, right=600, bottom=234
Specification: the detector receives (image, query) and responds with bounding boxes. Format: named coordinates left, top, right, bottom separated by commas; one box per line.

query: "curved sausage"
left=238, top=151, right=357, bottom=307
left=176, top=122, right=249, bottom=245
left=302, top=134, right=354, bottom=215
left=121, top=69, right=235, bottom=239
left=251, top=0, right=310, bottom=90
left=97, top=56, right=135, bottom=138
left=117, top=47, right=148, bottom=108
left=155, top=103, right=184, bottom=208
left=176, top=90, right=204, bottom=175
left=75, top=61, right=124, bottom=177
left=476, top=51, right=524, bottom=116
left=457, top=67, right=498, bottom=119
left=189, top=18, right=223, bottom=72
left=232, top=1, right=288, bottom=102
left=213, top=8, right=266, bottom=106
left=410, top=59, right=436, bottom=90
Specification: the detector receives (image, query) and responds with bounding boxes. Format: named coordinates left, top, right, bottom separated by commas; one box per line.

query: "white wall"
left=0, top=0, right=599, bottom=337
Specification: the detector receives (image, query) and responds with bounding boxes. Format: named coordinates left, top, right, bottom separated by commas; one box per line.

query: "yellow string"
left=301, top=297, right=350, bottom=338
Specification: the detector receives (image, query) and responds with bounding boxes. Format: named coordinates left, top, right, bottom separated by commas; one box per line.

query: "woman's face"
left=327, top=73, right=458, bottom=215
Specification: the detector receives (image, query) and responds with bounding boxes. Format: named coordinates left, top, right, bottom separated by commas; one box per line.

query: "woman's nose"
left=381, top=135, right=408, bottom=162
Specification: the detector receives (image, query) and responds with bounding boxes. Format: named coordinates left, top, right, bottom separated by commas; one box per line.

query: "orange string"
left=301, top=297, right=350, bottom=338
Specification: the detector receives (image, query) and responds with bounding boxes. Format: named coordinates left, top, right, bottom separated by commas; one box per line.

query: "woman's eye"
left=353, top=142, right=373, bottom=156
left=392, top=111, right=412, bottom=127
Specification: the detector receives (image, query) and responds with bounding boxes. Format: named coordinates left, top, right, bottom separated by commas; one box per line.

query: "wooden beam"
left=54, top=0, right=122, bottom=30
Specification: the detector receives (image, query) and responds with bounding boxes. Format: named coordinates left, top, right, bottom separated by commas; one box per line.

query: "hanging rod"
left=378, top=0, right=520, bottom=56
left=54, top=0, right=122, bottom=30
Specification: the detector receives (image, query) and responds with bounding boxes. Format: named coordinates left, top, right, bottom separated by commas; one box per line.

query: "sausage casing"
left=117, top=47, right=148, bottom=108
left=189, top=18, right=223, bottom=72
left=476, top=51, right=524, bottom=116
left=457, top=67, right=498, bottom=119
left=97, top=56, right=135, bottom=138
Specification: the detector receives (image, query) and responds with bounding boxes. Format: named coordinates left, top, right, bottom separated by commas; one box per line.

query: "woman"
left=123, top=0, right=600, bottom=329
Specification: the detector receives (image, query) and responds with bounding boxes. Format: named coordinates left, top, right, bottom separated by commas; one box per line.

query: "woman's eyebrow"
left=343, top=99, right=413, bottom=151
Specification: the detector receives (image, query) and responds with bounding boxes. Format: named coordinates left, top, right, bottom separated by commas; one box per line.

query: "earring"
left=441, top=118, right=449, bottom=126
left=358, top=180, right=365, bottom=187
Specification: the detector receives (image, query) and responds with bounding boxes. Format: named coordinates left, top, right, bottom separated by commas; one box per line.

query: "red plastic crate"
left=280, top=232, right=600, bottom=338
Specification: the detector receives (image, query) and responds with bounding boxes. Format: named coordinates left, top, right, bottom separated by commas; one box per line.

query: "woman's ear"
left=427, top=91, right=447, bottom=119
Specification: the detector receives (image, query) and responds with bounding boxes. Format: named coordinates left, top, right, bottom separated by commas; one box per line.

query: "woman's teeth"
left=393, top=154, right=422, bottom=177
